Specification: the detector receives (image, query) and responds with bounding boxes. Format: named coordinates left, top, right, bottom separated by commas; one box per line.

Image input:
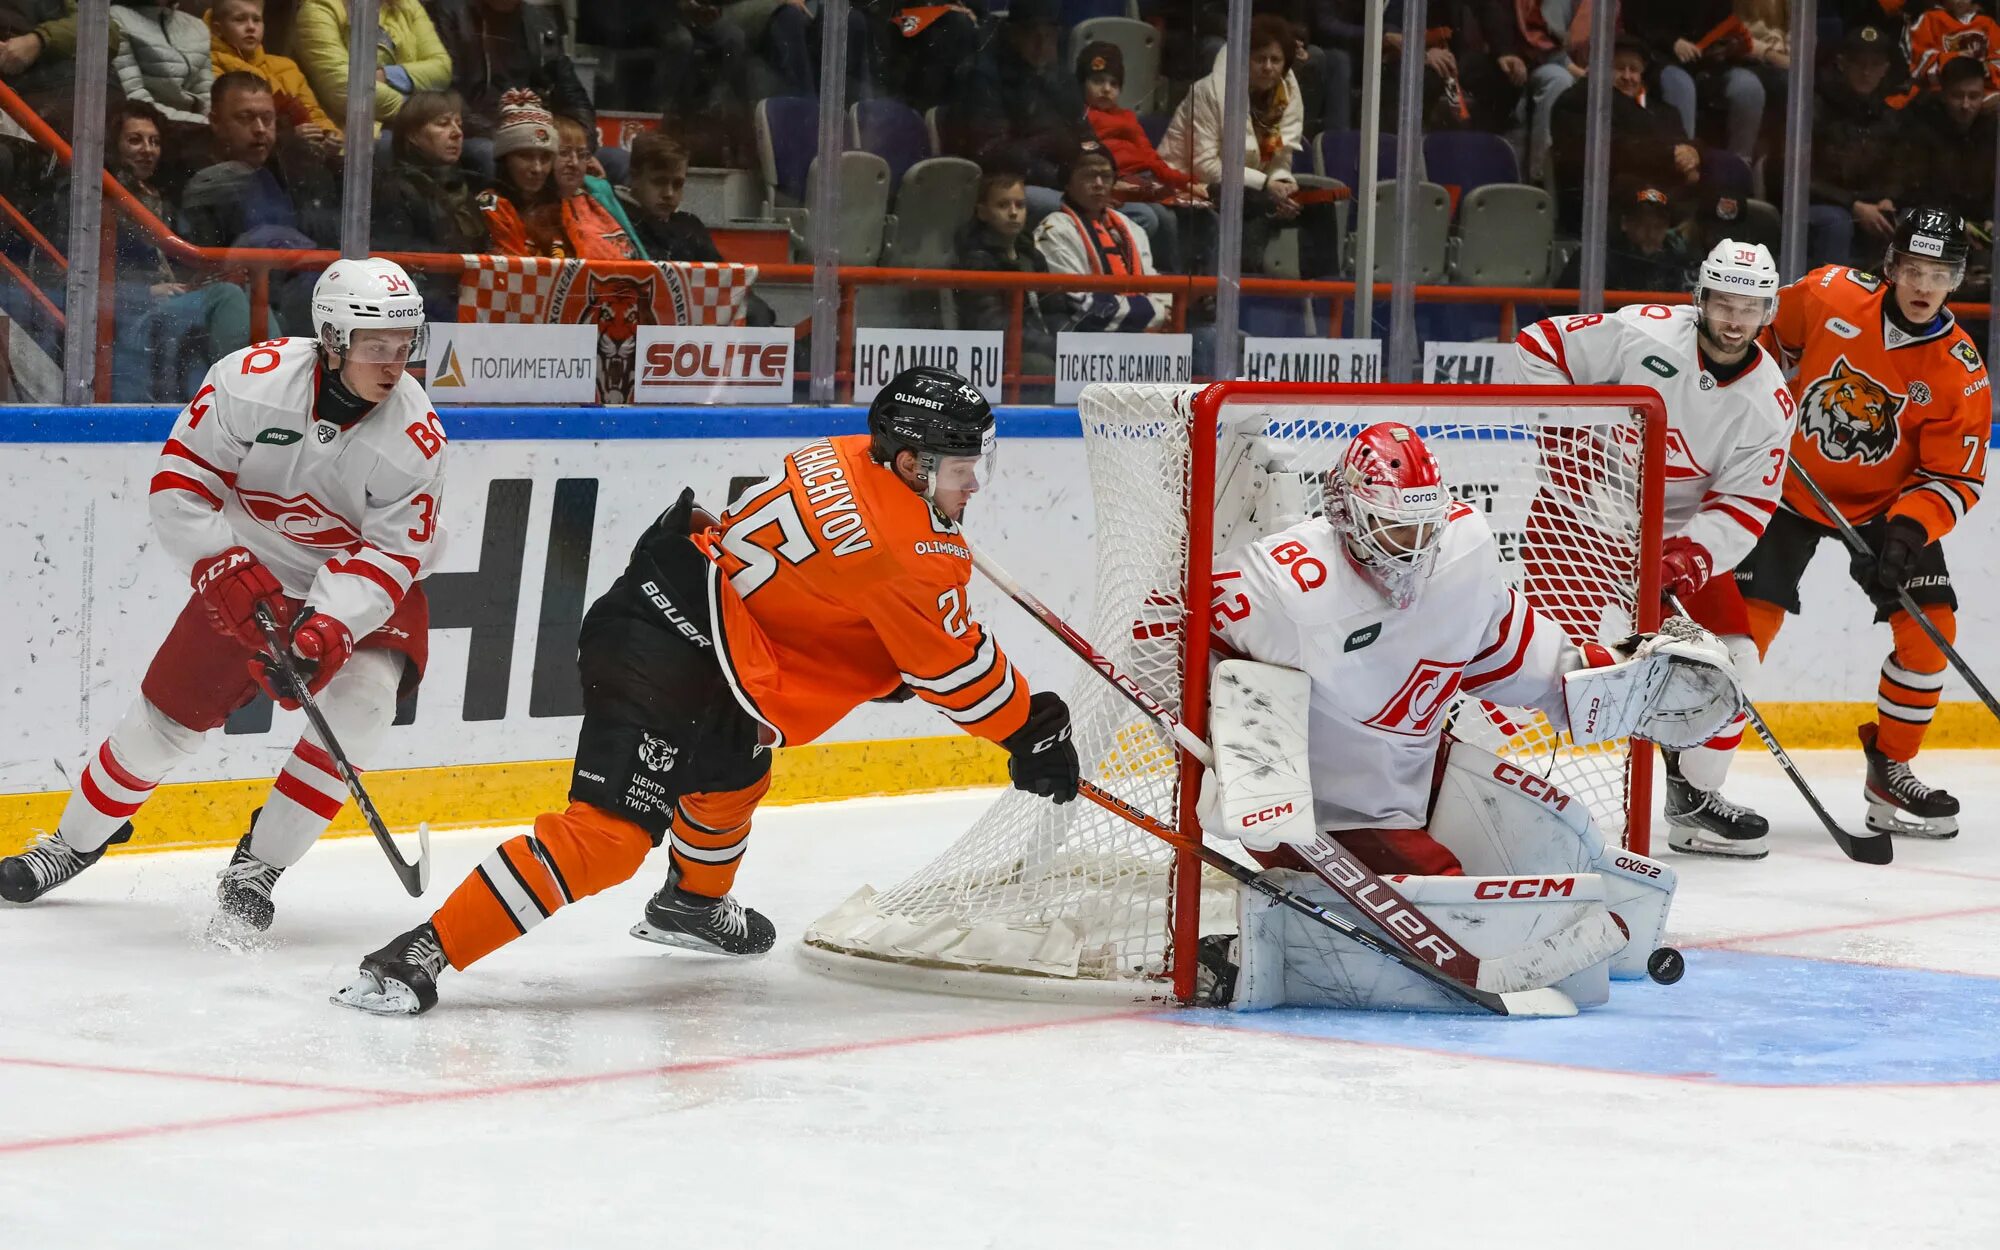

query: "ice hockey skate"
left=0, top=823, right=133, bottom=903
left=1664, top=755, right=1770, bottom=860
left=331, top=922, right=449, bottom=1016
left=1860, top=724, right=1960, bottom=838
left=630, top=865, right=775, bottom=955
left=208, top=813, right=287, bottom=942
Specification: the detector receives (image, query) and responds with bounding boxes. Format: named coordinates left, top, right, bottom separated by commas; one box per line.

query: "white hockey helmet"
left=311, top=257, right=428, bottom=363
left=1692, top=239, right=1779, bottom=326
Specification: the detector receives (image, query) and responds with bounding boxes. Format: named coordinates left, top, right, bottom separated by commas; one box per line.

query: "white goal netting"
left=804, top=382, right=1662, bottom=1000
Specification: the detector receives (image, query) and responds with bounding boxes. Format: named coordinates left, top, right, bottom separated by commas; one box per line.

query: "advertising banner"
left=634, top=326, right=795, bottom=404
left=852, top=329, right=1005, bottom=404
left=1240, top=338, right=1382, bottom=383
left=1055, top=333, right=1194, bottom=403
left=426, top=323, right=598, bottom=404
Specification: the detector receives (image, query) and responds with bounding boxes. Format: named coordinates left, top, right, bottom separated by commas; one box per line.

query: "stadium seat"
left=1312, top=129, right=1399, bottom=189
left=1454, top=184, right=1555, bottom=286
left=807, top=150, right=894, bottom=265
left=887, top=157, right=982, bottom=268
left=1240, top=294, right=1316, bottom=337
left=1070, top=18, right=1162, bottom=110
left=1422, top=131, right=1520, bottom=213
left=756, top=96, right=820, bottom=207
left=1349, top=181, right=1450, bottom=284
left=1138, top=111, right=1169, bottom=148
left=848, top=99, right=934, bottom=194
left=1062, top=0, right=1128, bottom=25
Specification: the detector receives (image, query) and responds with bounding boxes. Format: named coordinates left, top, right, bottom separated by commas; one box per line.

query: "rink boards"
left=4, top=403, right=1998, bottom=853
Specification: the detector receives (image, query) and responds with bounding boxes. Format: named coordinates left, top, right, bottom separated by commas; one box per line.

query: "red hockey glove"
left=192, top=547, right=289, bottom=650
left=251, top=611, right=353, bottom=708
left=1658, top=536, right=1714, bottom=604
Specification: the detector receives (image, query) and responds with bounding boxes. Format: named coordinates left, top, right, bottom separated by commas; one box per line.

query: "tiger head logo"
left=565, top=272, right=655, bottom=405
left=1798, top=357, right=1904, bottom=465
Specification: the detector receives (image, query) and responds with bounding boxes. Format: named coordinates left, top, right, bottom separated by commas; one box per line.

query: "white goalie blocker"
left=1205, top=636, right=1740, bottom=1013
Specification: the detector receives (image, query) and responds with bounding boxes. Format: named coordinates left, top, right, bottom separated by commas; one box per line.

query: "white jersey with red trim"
left=148, top=337, right=447, bottom=640
left=1210, top=507, right=1586, bottom=832
left=1513, top=303, right=1795, bottom=574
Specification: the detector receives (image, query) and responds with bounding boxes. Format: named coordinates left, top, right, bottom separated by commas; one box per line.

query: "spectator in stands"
left=1903, top=0, right=2000, bottom=97
left=620, top=132, right=778, bottom=325
left=544, top=111, right=644, bottom=260
left=476, top=87, right=557, bottom=254
left=1807, top=23, right=1908, bottom=270
left=294, top=0, right=451, bottom=127
left=954, top=0, right=1084, bottom=198
left=859, top=0, right=983, bottom=114
left=1, top=0, right=123, bottom=134
left=1624, top=0, right=1766, bottom=162
left=374, top=88, right=491, bottom=318
left=1557, top=179, right=1690, bottom=293
left=178, top=70, right=338, bottom=248
left=573, top=0, right=758, bottom=168
left=1682, top=157, right=1770, bottom=282
left=1902, top=57, right=1998, bottom=280
left=110, top=0, right=212, bottom=125
left=1034, top=140, right=1171, bottom=333
left=1381, top=0, right=1525, bottom=133
left=1081, top=42, right=1204, bottom=204
left=1163, top=16, right=1328, bottom=274
left=108, top=98, right=253, bottom=401
left=207, top=0, right=342, bottom=154
left=1516, top=0, right=1587, bottom=182
left=1550, top=38, right=1699, bottom=232
left=430, top=0, right=592, bottom=174
left=953, top=169, right=1059, bottom=375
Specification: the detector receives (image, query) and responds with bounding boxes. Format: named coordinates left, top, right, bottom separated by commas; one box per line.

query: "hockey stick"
left=1072, top=779, right=1575, bottom=1017
left=974, top=548, right=1619, bottom=997
left=1789, top=463, right=2000, bottom=724
left=1666, top=594, right=1889, bottom=865
left=254, top=606, right=430, bottom=896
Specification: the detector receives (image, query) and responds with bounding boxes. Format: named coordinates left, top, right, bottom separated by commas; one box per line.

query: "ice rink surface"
left=5, top=750, right=2000, bottom=1250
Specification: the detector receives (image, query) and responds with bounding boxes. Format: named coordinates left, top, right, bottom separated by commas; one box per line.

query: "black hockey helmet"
left=867, top=366, right=998, bottom=511
left=1886, top=207, right=1969, bottom=280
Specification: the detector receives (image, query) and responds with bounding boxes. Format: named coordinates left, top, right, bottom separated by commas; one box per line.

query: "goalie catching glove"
left=1563, top=616, right=1742, bottom=749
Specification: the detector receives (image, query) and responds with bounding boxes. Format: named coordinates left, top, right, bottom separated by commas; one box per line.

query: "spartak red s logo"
left=237, top=489, right=361, bottom=549
left=1365, top=659, right=1466, bottom=736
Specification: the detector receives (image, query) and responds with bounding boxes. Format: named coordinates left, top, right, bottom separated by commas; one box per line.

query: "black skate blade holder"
left=1665, top=595, right=1890, bottom=865
left=255, top=606, right=432, bottom=895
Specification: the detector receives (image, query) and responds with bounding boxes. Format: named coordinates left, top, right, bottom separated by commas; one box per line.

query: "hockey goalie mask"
left=1324, top=423, right=1450, bottom=609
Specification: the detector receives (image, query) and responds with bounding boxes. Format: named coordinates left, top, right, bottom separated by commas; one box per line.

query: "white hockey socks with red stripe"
left=247, top=650, right=401, bottom=868
left=57, top=698, right=204, bottom=852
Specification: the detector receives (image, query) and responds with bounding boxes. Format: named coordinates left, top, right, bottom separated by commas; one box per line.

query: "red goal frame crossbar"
left=1168, top=381, right=1669, bottom=1002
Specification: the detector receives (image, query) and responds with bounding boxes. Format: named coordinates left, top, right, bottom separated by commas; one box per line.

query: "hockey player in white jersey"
left=1512, top=240, right=1795, bottom=859
left=0, top=259, right=445, bottom=934
left=1197, top=422, right=1740, bottom=1010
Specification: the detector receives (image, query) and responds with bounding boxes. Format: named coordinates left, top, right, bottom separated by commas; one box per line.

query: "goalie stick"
left=973, top=548, right=1621, bottom=999
left=255, top=605, right=431, bottom=896
left=1073, top=779, right=1576, bottom=1017
left=1665, top=595, right=1889, bottom=865
left=1790, top=463, right=2000, bottom=725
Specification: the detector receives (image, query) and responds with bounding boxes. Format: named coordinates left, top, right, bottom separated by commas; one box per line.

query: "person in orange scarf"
left=548, top=112, right=644, bottom=261
left=206, top=0, right=342, bottom=152
left=475, top=88, right=557, bottom=255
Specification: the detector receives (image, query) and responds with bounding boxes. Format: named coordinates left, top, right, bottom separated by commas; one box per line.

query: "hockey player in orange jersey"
left=1739, top=207, right=1989, bottom=838
left=333, top=367, right=1082, bottom=1015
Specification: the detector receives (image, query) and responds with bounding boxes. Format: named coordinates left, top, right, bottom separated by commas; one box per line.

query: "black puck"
left=1646, top=947, right=1685, bottom=985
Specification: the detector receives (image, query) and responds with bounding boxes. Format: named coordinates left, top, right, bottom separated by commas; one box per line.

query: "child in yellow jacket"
left=207, top=0, right=343, bottom=148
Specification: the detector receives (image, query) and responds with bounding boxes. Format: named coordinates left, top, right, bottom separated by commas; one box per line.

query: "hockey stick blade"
left=1665, top=594, right=1889, bottom=865
left=1788, top=465, right=2000, bottom=725
left=254, top=606, right=431, bottom=895
left=1077, top=782, right=1576, bottom=1017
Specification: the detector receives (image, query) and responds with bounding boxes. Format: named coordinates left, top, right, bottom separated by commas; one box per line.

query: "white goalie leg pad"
left=1564, top=616, right=1742, bottom=749
left=1201, top=660, right=1318, bottom=852
left=1675, top=634, right=1759, bottom=794
left=1428, top=739, right=1676, bottom=982
left=1231, top=869, right=1611, bottom=1012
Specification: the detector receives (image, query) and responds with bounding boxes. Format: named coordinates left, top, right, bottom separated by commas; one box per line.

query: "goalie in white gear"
left=1195, top=422, right=1739, bottom=1011
left=1512, top=239, right=1794, bottom=859
left=0, top=258, right=444, bottom=937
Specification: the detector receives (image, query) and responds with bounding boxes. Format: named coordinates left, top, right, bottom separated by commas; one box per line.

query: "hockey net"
left=803, top=382, right=1665, bottom=1002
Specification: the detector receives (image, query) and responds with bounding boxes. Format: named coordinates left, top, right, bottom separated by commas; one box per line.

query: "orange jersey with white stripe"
left=1765, top=265, right=1990, bottom=539
left=1905, top=7, right=2000, bottom=91
left=698, top=434, right=1032, bottom=747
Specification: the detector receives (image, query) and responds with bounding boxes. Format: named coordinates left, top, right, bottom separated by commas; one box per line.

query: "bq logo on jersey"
left=236, top=489, right=362, bottom=548
left=1798, top=356, right=1904, bottom=464
left=1365, top=659, right=1466, bottom=737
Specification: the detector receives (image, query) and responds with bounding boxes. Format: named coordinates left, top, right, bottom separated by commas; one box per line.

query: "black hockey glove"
left=1001, top=691, right=1081, bottom=804
left=1854, top=516, right=1928, bottom=597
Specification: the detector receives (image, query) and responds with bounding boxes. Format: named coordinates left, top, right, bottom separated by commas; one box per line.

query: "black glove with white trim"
left=1001, top=691, right=1081, bottom=804
left=1853, top=515, right=1928, bottom=597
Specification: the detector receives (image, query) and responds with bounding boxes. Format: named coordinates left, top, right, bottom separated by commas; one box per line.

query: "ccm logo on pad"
left=1493, top=761, right=1573, bottom=812
left=1240, top=802, right=1295, bottom=828
left=1473, top=876, right=1580, bottom=900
